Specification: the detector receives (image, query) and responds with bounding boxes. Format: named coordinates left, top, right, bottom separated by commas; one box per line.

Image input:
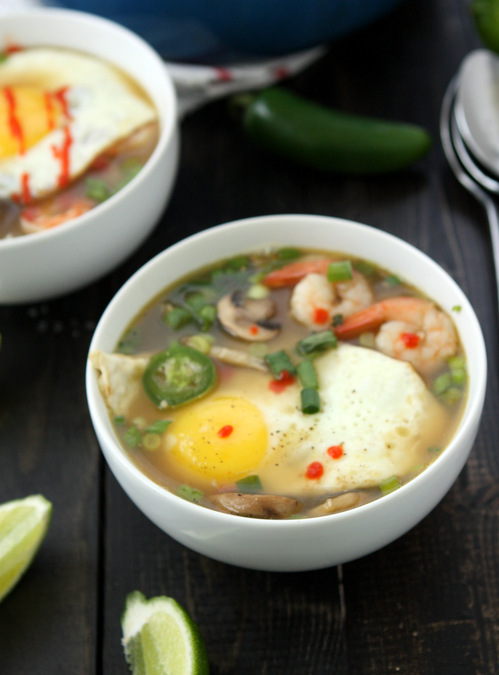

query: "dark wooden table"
left=1, top=0, right=498, bottom=672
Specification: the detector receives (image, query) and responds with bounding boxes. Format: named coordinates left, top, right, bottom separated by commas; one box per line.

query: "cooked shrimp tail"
left=264, top=258, right=332, bottom=287
left=335, top=296, right=458, bottom=374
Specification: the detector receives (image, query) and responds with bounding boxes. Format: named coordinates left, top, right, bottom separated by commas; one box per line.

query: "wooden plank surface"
left=1, top=0, right=498, bottom=672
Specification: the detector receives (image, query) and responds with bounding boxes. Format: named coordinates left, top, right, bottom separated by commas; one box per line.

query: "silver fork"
left=440, top=75, right=499, bottom=308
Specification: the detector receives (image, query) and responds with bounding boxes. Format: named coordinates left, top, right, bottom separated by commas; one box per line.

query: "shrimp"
left=334, top=296, right=458, bottom=374
left=264, top=258, right=332, bottom=287
left=290, top=270, right=374, bottom=329
left=20, top=198, right=93, bottom=234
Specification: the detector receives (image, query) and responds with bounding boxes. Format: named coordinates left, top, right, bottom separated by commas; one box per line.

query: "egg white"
left=0, top=48, right=157, bottom=200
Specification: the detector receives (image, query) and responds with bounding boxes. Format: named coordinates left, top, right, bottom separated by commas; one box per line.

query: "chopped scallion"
left=178, top=484, right=204, bottom=503
left=384, top=274, right=401, bottom=287
left=114, top=415, right=126, bottom=426
left=145, top=420, right=171, bottom=435
left=379, top=475, right=401, bottom=494
left=277, top=247, right=301, bottom=260
left=327, top=260, right=353, bottom=282
left=163, top=305, right=192, bottom=330
left=124, top=426, right=143, bottom=447
left=236, top=475, right=263, bottom=492
left=85, top=177, right=110, bottom=202
left=301, top=387, right=320, bottom=414
left=142, top=433, right=161, bottom=450
left=433, top=372, right=451, bottom=396
left=297, top=359, right=319, bottom=389
left=296, top=330, right=337, bottom=356
left=264, top=350, right=296, bottom=378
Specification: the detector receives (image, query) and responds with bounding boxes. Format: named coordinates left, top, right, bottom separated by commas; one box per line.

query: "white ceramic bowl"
left=0, top=9, right=179, bottom=304
left=86, top=214, right=487, bottom=572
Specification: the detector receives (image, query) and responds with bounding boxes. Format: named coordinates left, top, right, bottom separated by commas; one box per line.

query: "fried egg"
left=161, top=343, right=449, bottom=492
left=0, top=47, right=157, bottom=202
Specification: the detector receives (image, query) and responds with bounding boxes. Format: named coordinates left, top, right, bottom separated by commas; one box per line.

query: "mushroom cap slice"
left=217, top=291, right=280, bottom=341
left=209, top=492, right=301, bottom=519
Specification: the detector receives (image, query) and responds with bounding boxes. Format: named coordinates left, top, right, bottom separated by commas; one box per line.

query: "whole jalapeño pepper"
left=233, top=88, right=432, bottom=175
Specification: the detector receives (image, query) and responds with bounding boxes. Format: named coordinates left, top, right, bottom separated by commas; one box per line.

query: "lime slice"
left=0, top=494, right=52, bottom=603
left=121, top=591, right=210, bottom=675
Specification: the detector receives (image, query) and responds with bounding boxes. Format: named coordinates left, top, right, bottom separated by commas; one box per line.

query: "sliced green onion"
left=384, top=274, right=401, bottom=287
left=142, top=433, right=161, bottom=450
left=439, top=387, right=463, bottom=405
left=114, top=415, right=126, bottom=426
left=163, top=305, right=192, bottom=330
left=246, top=283, right=270, bottom=299
left=225, top=255, right=251, bottom=271
left=353, top=260, right=376, bottom=276
left=117, top=327, right=141, bottom=355
left=264, top=350, right=297, bottom=378
left=379, top=475, right=401, bottom=495
left=297, top=359, right=319, bottom=389
left=327, top=260, right=353, bottom=282
left=185, top=292, right=208, bottom=312
left=196, top=304, right=217, bottom=330
left=145, top=420, right=171, bottom=435
left=296, top=330, right=337, bottom=356
left=124, top=426, right=143, bottom=447
left=85, top=177, right=110, bottom=202
left=301, top=387, right=320, bottom=414
left=433, top=372, right=452, bottom=396
left=184, top=334, right=214, bottom=354
left=277, top=247, right=301, bottom=260
left=236, top=475, right=263, bottom=492
left=178, top=484, right=204, bottom=503
left=427, top=446, right=442, bottom=454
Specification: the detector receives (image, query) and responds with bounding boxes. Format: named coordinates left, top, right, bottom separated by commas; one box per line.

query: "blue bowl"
left=47, top=0, right=405, bottom=61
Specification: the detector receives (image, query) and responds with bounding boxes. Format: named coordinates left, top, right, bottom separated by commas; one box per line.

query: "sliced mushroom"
left=209, top=492, right=302, bottom=519
left=217, top=290, right=281, bottom=341
left=308, top=491, right=365, bottom=517
left=209, top=344, right=267, bottom=372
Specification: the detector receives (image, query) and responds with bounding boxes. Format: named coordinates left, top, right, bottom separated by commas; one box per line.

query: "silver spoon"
left=440, top=71, right=499, bottom=308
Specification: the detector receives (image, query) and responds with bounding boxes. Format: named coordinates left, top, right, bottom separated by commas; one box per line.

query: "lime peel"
left=0, top=494, right=52, bottom=603
left=122, top=591, right=209, bottom=675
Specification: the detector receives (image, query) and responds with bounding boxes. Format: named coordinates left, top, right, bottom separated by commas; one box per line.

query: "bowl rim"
left=0, top=7, right=178, bottom=249
left=86, top=213, right=488, bottom=531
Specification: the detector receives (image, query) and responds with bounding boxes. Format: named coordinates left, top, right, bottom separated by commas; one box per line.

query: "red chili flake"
left=313, top=307, right=330, bottom=325
left=269, top=369, right=295, bottom=393
left=249, top=325, right=259, bottom=336
left=305, top=461, right=324, bottom=480
left=327, top=445, right=344, bottom=460
left=217, top=425, right=234, bottom=438
left=3, top=87, right=25, bottom=154
left=400, top=332, right=420, bottom=348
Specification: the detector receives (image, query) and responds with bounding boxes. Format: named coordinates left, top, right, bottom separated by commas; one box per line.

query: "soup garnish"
left=91, top=247, right=467, bottom=519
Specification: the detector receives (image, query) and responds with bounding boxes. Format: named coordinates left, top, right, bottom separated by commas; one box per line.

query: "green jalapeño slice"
left=143, top=345, right=217, bottom=409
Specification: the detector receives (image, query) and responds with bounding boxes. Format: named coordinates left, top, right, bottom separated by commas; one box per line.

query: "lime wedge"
left=0, top=494, right=52, bottom=603
left=121, top=591, right=210, bottom=675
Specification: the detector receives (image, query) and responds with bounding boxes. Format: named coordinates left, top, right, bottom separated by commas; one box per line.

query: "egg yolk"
left=168, top=397, right=268, bottom=483
left=0, top=85, right=66, bottom=158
